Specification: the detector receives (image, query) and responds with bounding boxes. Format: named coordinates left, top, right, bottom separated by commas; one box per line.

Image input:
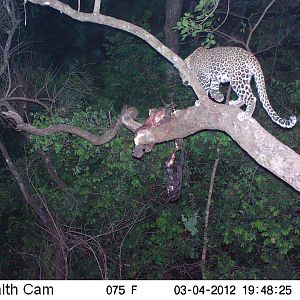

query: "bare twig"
left=200, top=148, right=220, bottom=279
left=39, top=151, right=68, bottom=189
left=254, top=27, right=296, bottom=55
left=215, top=30, right=246, bottom=47
left=0, top=97, right=51, bottom=111
left=246, top=0, right=276, bottom=50
left=0, top=2, right=20, bottom=77
left=69, top=234, right=107, bottom=279
left=211, top=0, right=230, bottom=33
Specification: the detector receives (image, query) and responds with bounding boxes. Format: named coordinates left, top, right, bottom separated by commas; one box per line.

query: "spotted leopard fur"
left=185, top=47, right=297, bottom=128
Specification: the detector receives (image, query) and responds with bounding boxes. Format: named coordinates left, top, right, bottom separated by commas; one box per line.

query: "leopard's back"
left=185, top=46, right=296, bottom=128
left=186, top=47, right=257, bottom=81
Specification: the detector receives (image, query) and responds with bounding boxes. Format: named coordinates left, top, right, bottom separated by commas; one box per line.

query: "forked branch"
left=20, top=0, right=300, bottom=193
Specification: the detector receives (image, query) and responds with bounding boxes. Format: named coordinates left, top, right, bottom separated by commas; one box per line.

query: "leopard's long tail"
left=253, top=60, right=296, bottom=128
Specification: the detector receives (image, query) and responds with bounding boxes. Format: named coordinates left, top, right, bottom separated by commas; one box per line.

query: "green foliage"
left=272, top=79, right=300, bottom=112
left=29, top=108, right=107, bottom=160
left=101, top=32, right=169, bottom=113
left=181, top=212, right=199, bottom=236
left=208, top=160, right=300, bottom=279
left=1, top=0, right=299, bottom=281
left=176, top=0, right=216, bottom=46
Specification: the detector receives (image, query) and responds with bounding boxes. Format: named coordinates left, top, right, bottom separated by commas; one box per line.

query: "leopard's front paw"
left=215, top=93, right=224, bottom=103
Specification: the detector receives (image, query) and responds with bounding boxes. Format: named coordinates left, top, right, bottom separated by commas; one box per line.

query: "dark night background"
left=0, top=0, right=299, bottom=279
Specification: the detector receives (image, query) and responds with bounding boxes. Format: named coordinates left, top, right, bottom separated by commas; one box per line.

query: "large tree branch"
left=27, top=0, right=209, bottom=106
left=1, top=106, right=138, bottom=146
left=23, top=0, right=300, bottom=193
left=135, top=104, right=300, bottom=192
left=6, top=101, right=299, bottom=192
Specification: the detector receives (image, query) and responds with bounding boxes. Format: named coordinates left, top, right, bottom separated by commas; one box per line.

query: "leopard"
left=185, top=46, right=297, bottom=128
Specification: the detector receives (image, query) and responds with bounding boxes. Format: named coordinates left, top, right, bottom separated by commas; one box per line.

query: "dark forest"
left=0, top=0, right=299, bottom=279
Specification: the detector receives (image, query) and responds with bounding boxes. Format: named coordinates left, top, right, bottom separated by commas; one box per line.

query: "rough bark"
left=163, top=0, right=183, bottom=54
left=135, top=103, right=300, bottom=192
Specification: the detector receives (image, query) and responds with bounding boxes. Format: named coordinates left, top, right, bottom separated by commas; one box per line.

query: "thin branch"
left=0, top=97, right=51, bottom=111
left=0, top=139, right=50, bottom=226
left=254, top=27, right=296, bottom=55
left=93, top=0, right=102, bottom=14
left=246, top=0, right=276, bottom=49
left=39, top=151, right=68, bottom=189
left=118, top=200, right=151, bottom=279
left=0, top=0, right=20, bottom=112
left=70, top=235, right=106, bottom=279
left=5, top=62, right=12, bottom=97
left=200, top=148, right=220, bottom=279
left=199, top=0, right=220, bottom=27
left=215, top=30, right=246, bottom=47
left=0, top=1, right=19, bottom=77
left=211, top=0, right=230, bottom=33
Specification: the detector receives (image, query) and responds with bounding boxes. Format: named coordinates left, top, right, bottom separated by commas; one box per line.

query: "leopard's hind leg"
left=230, top=79, right=256, bottom=120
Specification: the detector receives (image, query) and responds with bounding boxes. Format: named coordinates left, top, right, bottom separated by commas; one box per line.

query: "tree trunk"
left=54, top=243, right=67, bottom=279
left=163, top=0, right=183, bottom=100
